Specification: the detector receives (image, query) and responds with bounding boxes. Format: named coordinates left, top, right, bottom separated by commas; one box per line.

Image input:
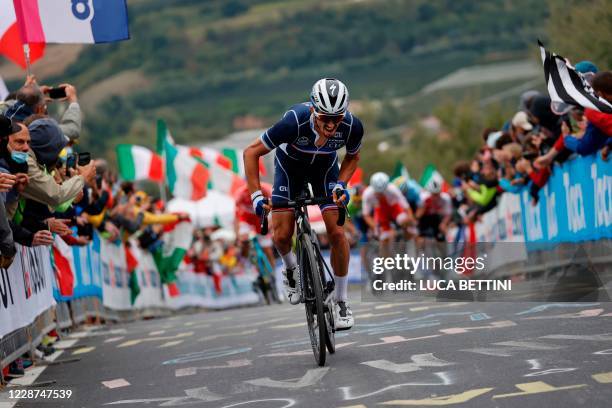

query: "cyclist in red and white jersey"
left=362, top=172, right=415, bottom=246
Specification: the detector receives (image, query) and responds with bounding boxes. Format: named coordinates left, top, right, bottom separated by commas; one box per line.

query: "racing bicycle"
left=261, top=188, right=346, bottom=366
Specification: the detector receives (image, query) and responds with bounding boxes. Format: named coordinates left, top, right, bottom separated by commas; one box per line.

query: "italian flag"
left=153, top=220, right=194, bottom=287
left=116, top=144, right=164, bottom=182
left=51, top=235, right=75, bottom=299
left=190, top=147, right=232, bottom=170
left=419, top=164, right=449, bottom=193
left=221, top=147, right=267, bottom=176
left=189, top=146, right=246, bottom=195
left=157, top=120, right=208, bottom=200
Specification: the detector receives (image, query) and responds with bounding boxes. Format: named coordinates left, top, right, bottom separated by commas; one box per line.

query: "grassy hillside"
left=6, top=0, right=549, bottom=159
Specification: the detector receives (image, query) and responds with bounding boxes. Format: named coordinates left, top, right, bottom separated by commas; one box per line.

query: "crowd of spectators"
left=446, top=66, right=611, bottom=235
left=0, top=75, right=191, bottom=378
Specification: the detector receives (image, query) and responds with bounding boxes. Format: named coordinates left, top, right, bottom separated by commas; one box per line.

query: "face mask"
left=11, top=151, right=28, bottom=164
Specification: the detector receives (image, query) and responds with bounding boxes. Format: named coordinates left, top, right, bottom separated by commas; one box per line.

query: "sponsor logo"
left=295, top=137, right=309, bottom=146
left=563, top=173, right=586, bottom=233
left=279, top=186, right=288, bottom=192
left=591, top=163, right=611, bottom=228
left=545, top=184, right=558, bottom=239
left=522, top=192, right=543, bottom=241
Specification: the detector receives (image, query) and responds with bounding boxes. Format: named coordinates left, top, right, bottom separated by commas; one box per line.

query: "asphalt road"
left=5, top=290, right=612, bottom=408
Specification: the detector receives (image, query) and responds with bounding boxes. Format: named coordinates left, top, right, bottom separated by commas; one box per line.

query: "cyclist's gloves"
left=251, top=190, right=268, bottom=217
left=333, top=181, right=350, bottom=206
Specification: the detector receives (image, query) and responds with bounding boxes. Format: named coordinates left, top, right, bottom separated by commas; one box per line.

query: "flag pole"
left=23, top=43, right=31, bottom=77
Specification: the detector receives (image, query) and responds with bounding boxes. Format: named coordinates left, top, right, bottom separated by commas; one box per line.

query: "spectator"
left=1, top=76, right=82, bottom=142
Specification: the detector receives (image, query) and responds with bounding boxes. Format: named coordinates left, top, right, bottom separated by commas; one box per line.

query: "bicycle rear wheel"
left=299, top=235, right=327, bottom=366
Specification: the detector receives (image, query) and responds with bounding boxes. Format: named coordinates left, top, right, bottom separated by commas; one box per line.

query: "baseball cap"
left=511, top=111, right=533, bottom=131
left=0, top=115, right=21, bottom=138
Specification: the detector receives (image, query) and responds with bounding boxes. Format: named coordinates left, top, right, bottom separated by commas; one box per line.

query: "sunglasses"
left=313, top=111, right=344, bottom=125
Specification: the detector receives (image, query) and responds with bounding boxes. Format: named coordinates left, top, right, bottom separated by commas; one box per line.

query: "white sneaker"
left=283, top=266, right=302, bottom=305
left=334, top=301, right=354, bottom=330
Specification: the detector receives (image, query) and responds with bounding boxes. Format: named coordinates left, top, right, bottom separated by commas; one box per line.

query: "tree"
left=546, top=0, right=612, bottom=68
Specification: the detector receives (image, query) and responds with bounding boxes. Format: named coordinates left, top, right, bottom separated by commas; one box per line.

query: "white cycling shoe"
left=333, top=300, right=354, bottom=330
left=283, top=266, right=302, bottom=305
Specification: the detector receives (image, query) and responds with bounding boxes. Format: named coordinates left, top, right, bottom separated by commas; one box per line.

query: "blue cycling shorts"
left=271, top=148, right=339, bottom=212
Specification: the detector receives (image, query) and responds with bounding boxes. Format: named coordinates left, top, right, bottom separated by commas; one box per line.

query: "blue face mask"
left=11, top=151, right=28, bottom=164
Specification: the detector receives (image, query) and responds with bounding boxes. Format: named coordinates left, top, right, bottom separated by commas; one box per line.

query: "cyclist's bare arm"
left=244, top=138, right=270, bottom=198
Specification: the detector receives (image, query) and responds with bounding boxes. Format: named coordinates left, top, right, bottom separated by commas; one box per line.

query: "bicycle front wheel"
left=299, top=235, right=327, bottom=366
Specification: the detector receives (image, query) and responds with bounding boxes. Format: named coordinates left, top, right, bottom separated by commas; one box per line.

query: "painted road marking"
left=439, top=320, right=516, bottom=334
left=105, top=337, right=125, bottom=343
left=524, top=368, right=577, bottom=377
left=522, top=309, right=604, bottom=320
left=592, top=371, right=612, bottom=383
left=340, top=372, right=453, bottom=400
left=271, top=323, right=306, bottom=329
left=380, top=388, right=493, bottom=406
left=360, top=334, right=442, bottom=347
left=463, top=341, right=564, bottom=357
left=516, top=303, right=600, bottom=315
left=159, top=340, right=184, bottom=348
left=245, top=367, right=330, bottom=389
left=102, top=379, right=131, bottom=389
left=117, top=332, right=194, bottom=348
left=163, top=347, right=252, bottom=365
left=72, top=346, right=95, bottom=355
left=149, top=330, right=166, bottom=336
left=260, top=342, right=356, bottom=357
left=527, top=359, right=542, bottom=370
left=105, top=387, right=225, bottom=406
left=175, top=359, right=252, bottom=377
left=469, top=313, right=491, bottom=321
left=540, top=334, right=612, bottom=341
left=492, top=381, right=587, bottom=399
left=362, top=353, right=454, bottom=374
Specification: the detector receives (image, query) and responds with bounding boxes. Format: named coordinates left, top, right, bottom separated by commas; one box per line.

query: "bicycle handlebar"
left=260, top=196, right=346, bottom=235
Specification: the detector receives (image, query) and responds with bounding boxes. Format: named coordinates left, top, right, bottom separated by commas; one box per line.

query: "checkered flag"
left=539, top=40, right=612, bottom=113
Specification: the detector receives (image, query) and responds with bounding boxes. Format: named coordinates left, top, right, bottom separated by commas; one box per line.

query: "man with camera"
left=2, top=75, right=82, bottom=143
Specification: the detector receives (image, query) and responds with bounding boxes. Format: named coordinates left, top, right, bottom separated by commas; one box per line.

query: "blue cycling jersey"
left=260, top=102, right=364, bottom=162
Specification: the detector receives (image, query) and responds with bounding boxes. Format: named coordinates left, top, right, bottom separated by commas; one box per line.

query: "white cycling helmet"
left=310, top=78, right=349, bottom=115
left=426, top=179, right=442, bottom=194
left=370, top=172, right=389, bottom=193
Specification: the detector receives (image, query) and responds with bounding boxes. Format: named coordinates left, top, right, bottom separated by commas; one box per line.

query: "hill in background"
left=2, top=0, right=550, bottom=175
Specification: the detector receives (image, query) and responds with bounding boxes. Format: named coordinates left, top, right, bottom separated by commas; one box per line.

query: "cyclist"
left=393, top=175, right=423, bottom=213
left=243, top=78, right=363, bottom=330
left=415, top=179, right=452, bottom=243
left=362, top=172, right=414, bottom=247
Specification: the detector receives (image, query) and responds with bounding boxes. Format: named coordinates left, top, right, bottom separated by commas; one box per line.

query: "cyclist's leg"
left=271, top=150, right=305, bottom=303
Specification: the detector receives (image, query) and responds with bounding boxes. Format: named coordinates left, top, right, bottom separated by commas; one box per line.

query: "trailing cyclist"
left=362, top=172, right=415, bottom=248
left=243, top=78, right=363, bottom=330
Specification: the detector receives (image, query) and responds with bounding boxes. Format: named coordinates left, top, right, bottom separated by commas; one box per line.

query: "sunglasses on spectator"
left=313, top=111, right=344, bottom=125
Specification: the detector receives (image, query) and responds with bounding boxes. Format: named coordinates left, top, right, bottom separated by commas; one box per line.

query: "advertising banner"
left=167, top=270, right=259, bottom=310
left=1, top=245, right=55, bottom=339
left=101, top=239, right=131, bottom=311
left=521, top=154, right=611, bottom=247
